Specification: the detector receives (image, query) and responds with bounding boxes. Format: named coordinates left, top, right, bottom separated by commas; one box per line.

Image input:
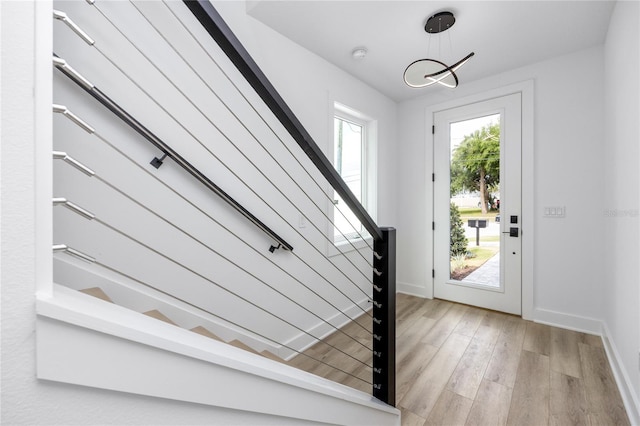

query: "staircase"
left=47, top=1, right=398, bottom=420
left=77, top=283, right=374, bottom=376
left=77, top=284, right=283, bottom=362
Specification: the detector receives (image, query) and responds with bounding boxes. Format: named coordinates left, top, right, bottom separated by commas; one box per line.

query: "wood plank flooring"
left=287, top=293, right=630, bottom=426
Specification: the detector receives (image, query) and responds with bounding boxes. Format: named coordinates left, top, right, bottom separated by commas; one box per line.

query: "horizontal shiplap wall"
left=52, top=0, right=372, bottom=354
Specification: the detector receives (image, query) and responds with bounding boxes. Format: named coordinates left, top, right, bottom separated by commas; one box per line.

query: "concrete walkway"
left=463, top=252, right=500, bottom=287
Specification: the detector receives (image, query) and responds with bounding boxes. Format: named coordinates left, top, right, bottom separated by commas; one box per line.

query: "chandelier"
left=403, top=11, right=474, bottom=89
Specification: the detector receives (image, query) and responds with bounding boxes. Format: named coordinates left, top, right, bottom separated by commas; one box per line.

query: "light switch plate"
left=544, top=206, right=565, bottom=218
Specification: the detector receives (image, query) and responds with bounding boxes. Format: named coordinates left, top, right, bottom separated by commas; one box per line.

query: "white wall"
left=397, top=45, right=605, bottom=330
left=396, top=4, right=640, bottom=419
left=222, top=1, right=398, bottom=227
left=1, top=0, right=398, bottom=424
left=603, top=1, right=640, bottom=422
left=48, top=0, right=397, bottom=357
left=6, top=0, right=635, bottom=422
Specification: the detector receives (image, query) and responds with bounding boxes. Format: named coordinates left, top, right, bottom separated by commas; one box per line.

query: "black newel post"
left=372, top=227, right=396, bottom=406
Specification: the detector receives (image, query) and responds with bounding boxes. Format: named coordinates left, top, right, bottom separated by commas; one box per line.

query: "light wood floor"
left=288, top=293, right=630, bottom=426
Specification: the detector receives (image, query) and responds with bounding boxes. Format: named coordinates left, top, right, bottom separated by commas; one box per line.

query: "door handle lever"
left=501, top=227, right=519, bottom=237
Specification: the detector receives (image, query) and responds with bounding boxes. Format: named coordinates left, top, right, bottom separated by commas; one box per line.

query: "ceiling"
left=247, top=1, right=615, bottom=102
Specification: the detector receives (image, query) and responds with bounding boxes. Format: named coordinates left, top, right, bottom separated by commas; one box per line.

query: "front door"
left=433, top=93, right=522, bottom=315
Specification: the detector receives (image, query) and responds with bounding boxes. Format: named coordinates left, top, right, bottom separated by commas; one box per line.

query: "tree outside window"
left=333, top=115, right=365, bottom=241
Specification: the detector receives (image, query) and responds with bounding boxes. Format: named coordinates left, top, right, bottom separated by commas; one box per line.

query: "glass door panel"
left=449, top=114, right=501, bottom=288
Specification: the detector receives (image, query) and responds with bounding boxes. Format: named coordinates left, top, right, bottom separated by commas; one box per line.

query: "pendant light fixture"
left=403, top=11, right=474, bottom=89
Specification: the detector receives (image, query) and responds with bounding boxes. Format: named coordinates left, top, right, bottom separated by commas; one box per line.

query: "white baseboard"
left=397, top=281, right=431, bottom=298
left=533, top=307, right=602, bottom=335
left=534, top=308, right=639, bottom=425
left=601, top=323, right=640, bottom=426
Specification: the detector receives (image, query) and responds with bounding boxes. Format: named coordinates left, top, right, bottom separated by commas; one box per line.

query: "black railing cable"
left=52, top=116, right=373, bottom=350
left=54, top=72, right=370, bottom=320
left=80, top=1, right=376, bottom=289
left=53, top=250, right=371, bottom=386
left=53, top=5, right=389, bottom=397
left=53, top=189, right=372, bottom=368
left=52, top=100, right=373, bottom=339
left=95, top=131, right=372, bottom=333
left=98, top=174, right=373, bottom=353
left=161, top=0, right=376, bottom=255
left=54, top=4, right=394, bottom=402
left=51, top=54, right=291, bottom=254
left=53, top=61, right=372, bottom=324
left=182, top=0, right=383, bottom=245
left=54, top=12, right=374, bottom=306
left=134, top=0, right=375, bottom=266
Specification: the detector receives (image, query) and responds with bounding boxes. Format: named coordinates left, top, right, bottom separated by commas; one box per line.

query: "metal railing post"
left=372, top=227, right=396, bottom=406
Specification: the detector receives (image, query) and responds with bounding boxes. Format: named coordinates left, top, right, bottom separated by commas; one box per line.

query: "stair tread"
left=143, top=309, right=177, bottom=325
left=79, top=287, right=114, bottom=303
left=260, top=350, right=284, bottom=362
left=190, top=326, right=222, bottom=341
left=228, top=339, right=259, bottom=354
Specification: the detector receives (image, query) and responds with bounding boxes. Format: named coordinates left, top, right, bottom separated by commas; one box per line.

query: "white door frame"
left=433, top=93, right=521, bottom=315
left=425, top=80, right=534, bottom=320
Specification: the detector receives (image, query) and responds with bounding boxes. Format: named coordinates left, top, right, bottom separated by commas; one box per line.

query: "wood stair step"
left=79, top=287, right=114, bottom=303
left=190, top=326, right=222, bottom=341
left=228, top=339, right=259, bottom=354
left=260, top=350, right=285, bottom=363
left=143, top=309, right=176, bottom=325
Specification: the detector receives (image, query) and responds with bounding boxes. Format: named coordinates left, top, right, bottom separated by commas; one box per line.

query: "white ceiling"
left=247, top=1, right=615, bottom=102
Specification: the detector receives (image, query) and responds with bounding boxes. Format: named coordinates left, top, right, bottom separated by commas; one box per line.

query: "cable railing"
left=51, top=0, right=395, bottom=406
left=56, top=1, right=375, bottom=293
left=53, top=56, right=293, bottom=254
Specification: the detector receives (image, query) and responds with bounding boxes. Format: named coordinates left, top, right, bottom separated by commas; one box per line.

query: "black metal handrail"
left=183, top=0, right=383, bottom=242
left=52, top=54, right=293, bottom=253
left=183, top=1, right=395, bottom=406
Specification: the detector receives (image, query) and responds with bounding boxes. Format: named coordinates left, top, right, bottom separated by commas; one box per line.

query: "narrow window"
left=332, top=104, right=376, bottom=247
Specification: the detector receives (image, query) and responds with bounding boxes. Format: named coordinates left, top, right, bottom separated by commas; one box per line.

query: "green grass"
left=452, top=207, right=501, bottom=273
left=458, top=207, right=500, bottom=221
left=470, top=235, right=500, bottom=243
left=450, top=245, right=499, bottom=273
left=465, top=246, right=499, bottom=267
